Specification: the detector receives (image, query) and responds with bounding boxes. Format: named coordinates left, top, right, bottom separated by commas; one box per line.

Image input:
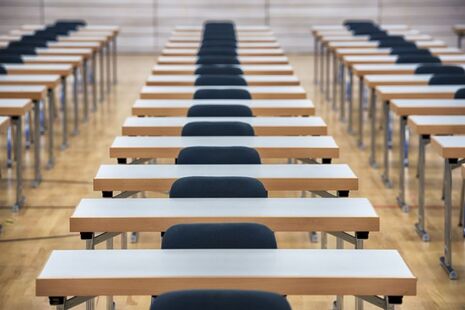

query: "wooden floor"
left=0, top=55, right=464, bottom=309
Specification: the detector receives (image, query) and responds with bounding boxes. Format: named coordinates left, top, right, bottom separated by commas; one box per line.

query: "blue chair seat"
left=176, top=146, right=261, bottom=165
left=195, top=65, right=243, bottom=75
left=187, top=104, right=253, bottom=117
left=195, top=75, right=247, bottom=86
left=196, top=56, right=240, bottom=65
left=428, top=74, right=465, bottom=85
left=415, top=64, right=465, bottom=75
left=193, top=89, right=251, bottom=99
left=181, top=121, right=255, bottom=136
left=396, top=55, right=441, bottom=64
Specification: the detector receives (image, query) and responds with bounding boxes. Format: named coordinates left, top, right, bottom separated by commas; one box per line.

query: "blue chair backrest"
left=197, top=56, right=240, bottom=65
left=169, top=176, right=267, bottom=198
left=176, top=146, right=261, bottom=165
left=455, top=88, right=465, bottom=98
left=187, top=104, right=253, bottom=117
left=195, top=65, right=243, bottom=75
left=198, top=48, right=237, bottom=56
left=181, top=121, right=255, bottom=136
left=353, top=29, right=385, bottom=36
left=195, top=75, right=247, bottom=86
left=1, top=47, right=36, bottom=55
left=378, top=41, right=416, bottom=48
left=396, top=55, right=441, bottom=64
left=162, top=223, right=277, bottom=249
left=150, top=290, right=292, bottom=310
left=0, top=65, right=6, bottom=74
left=369, top=34, right=404, bottom=41
left=390, top=48, right=431, bottom=56
left=202, top=40, right=237, bottom=47
left=414, top=64, right=465, bottom=75
left=22, top=34, right=56, bottom=42
left=193, top=89, right=251, bottom=99
left=9, top=41, right=48, bottom=48
left=0, top=55, right=23, bottom=64
left=343, top=20, right=375, bottom=28
left=428, top=74, right=465, bottom=85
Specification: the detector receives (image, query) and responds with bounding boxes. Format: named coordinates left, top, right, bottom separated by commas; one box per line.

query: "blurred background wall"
left=1, top=0, right=464, bottom=53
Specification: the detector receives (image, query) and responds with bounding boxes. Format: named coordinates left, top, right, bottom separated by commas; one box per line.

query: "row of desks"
left=0, top=24, right=119, bottom=211
left=36, top=24, right=416, bottom=310
left=311, top=22, right=465, bottom=280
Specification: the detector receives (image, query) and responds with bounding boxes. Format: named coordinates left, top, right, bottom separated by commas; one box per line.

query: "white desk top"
left=336, top=47, right=462, bottom=56
left=365, top=75, right=430, bottom=84
left=312, top=24, right=409, bottom=31
left=175, top=25, right=271, bottom=31
left=123, top=116, right=326, bottom=128
left=172, top=31, right=274, bottom=37
left=94, top=164, right=358, bottom=193
left=432, top=135, right=465, bottom=158
left=0, top=99, right=33, bottom=116
left=344, top=55, right=465, bottom=64
left=390, top=99, right=465, bottom=116
left=133, top=99, right=313, bottom=108
left=111, top=136, right=337, bottom=149
left=162, top=48, right=285, bottom=56
left=323, top=34, right=432, bottom=43
left=36, top=249, right=416, bottom=296
left=165, top=42, right=281, bottom=49
left=146, top=75, right=300, bottom=85
left=409, top=115, right=465, bottom=126
left=170, top=36, right=276, bottom=42
left=329, top=40, right=446, bottom=49
left=152, top=65, right=293, bottom=75
left=377, top=85, right=465, bottom=95
left=0, top=75, right=60, bottom=83
left=157, top=56, right=288, bottom=65
left=22, top=55, right=83, bottom=64
left=140, top=86, right=306, bottom=97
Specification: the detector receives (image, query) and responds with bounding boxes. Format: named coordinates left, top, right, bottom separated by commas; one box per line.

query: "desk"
left=93, top=164, right=358, bottom=197
left=109, top=136, right=339, bottom=162
left=0, top=75, right=60, bottom=167
left=175, top=25, right=271, bottom=32
left=157, top=56, right=288, bottom=65
left=165, top=42, right=281, bottom=49
left=0, top=99, right=33, bottom=210
left=36, top=249, right=416, bottom=310
left=2, top=64, right=74, bottom=149
left=146, top=75, right=300, bottom=86
left=0, top=86, right=47, bottom=187
left=71, top=197, right=377, bottom=250
left=139, top=86, right=306, bottom=100
left=162, top=48, right=285, bottom=56
left=152, top=65, right=293, bottom=75
left=131, top=99, right=315, bottom=117
left=429, top=135, right=465, bottom=279
left=169, top=36, right=277, bottom=43
left=336, top=47, right=463, bottom=58
left=171, top=31, right=275, bottom=37
left=122, top=116, right=327, bottom=136
left=344, top=55, right=465, bottom=67
left=376, top=86, right=465, bottom=188
left=453, top=24, right=465, bottom=48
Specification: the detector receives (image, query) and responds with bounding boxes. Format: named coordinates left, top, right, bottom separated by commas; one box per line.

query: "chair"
left=390, top=48, right=431, bottom=56
left=201, top=41, right=237, bottom=48
left=0, top=66, right=6, bottom=74
left=198, top=48, right=238, bottom=56
left=176, top=146, right=261, bottom=165
left=187, top=104, right=253, bottom=117
left=196, top=56, right=240, bottom=65
left=455, top=88, right=465, bottom=98
left=181, top=121, right=255, bottom=136
left=353, top=29, right=385, bottom=36
left=169, top=176, right=267, bottom=198
left=195, top=75, right=247, bottom=86
left=428, top=74, right=465, bottom=85
left=0, top=55, right=23, bottom=64
left=378, top=41, right=416, bottom=48
left=195, top=65, right=243, bottom=75
left=396, top=55, right=441, bottom=64
left=162, top=223, right=277, bottom=249
left=193, top=89, right=252, bottom=99
left=0, top=47, right=36, bottom=55
left=415, top=65, right=465, bottom=75
left=150, top=290, right=292, bottom=310
left=8, top=41, right=48, bottom=48
left=369, top=35, right=404, bottom=41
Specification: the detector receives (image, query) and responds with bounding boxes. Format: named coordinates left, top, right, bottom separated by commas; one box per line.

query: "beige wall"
left=1, top=0, right=464, bottom=53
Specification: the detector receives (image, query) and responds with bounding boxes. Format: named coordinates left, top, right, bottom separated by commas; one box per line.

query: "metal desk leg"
left=415, top=135, right=430, bottom=242
left=112, top=36, right=117, bottom=84
left=32, top=100, right=41, bottom=187
left=339, top=64, right=345, bottom=115
left=397, top=116, right=409, bottom=212
left=47, top=89, right=55, bottom=169
left=381, top=101, right=392, bottom=188
left=355, top=239, right=364, bottom=310
left=458, top=35, right=462, bottom=49
left=83, top=60, right=89, bottom=122
left=369, top=89, right=378, bottom=168
left=106, top=42, right=111, bottom=93
left=347, top=68, right=354, bottom=133
left=106, top=238, right=115, bottom=310
left=357, top=77, right=364, bottom=146
left=85, top=239, right=95, bottom=310
left=92, top=53, right=97, bottom=111
left=335, top=237, right=344, bottom=310
left=332, top=54, right=338, bottom=109
left=72, top=68, right=79, bottom=136
left=61, top=77, right=69, bottom=149
left=326, top=47, right=331, bottom=100
left=12, top=116, right=24, bottom=212
left=440, top=159, right=458, bottom=280
left=99, top=49, right=104, bottom=101
left=320, top=44, right=325, bottom=92
left=314, top=36, right=318, bottom=85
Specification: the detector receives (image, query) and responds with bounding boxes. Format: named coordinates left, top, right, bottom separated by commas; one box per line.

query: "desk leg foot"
left=31, top=177, right=42, bottom=188
left=369, top=159, right=378, bottom=169
left=396, top=196, right=410, bottom=213
left=381, top=174, right=393, bottom=188
left=415, top=222, right=430, bottom=242
left=13, top=196, right=25, bottom=213
left=358, top=142, right=365, bottom=150
left=6, top=160, right=13, bottom=168
left=72, top=129, right=79, bottom=136
left=440, top=256, right=458, bottom=280
left=60, top=143, right=69, bottom=151
left=309, top=231, right=318, bottom=243
left=46, top=159, right=55, bottom=170
left=131, top=232, right=139, bottom=243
